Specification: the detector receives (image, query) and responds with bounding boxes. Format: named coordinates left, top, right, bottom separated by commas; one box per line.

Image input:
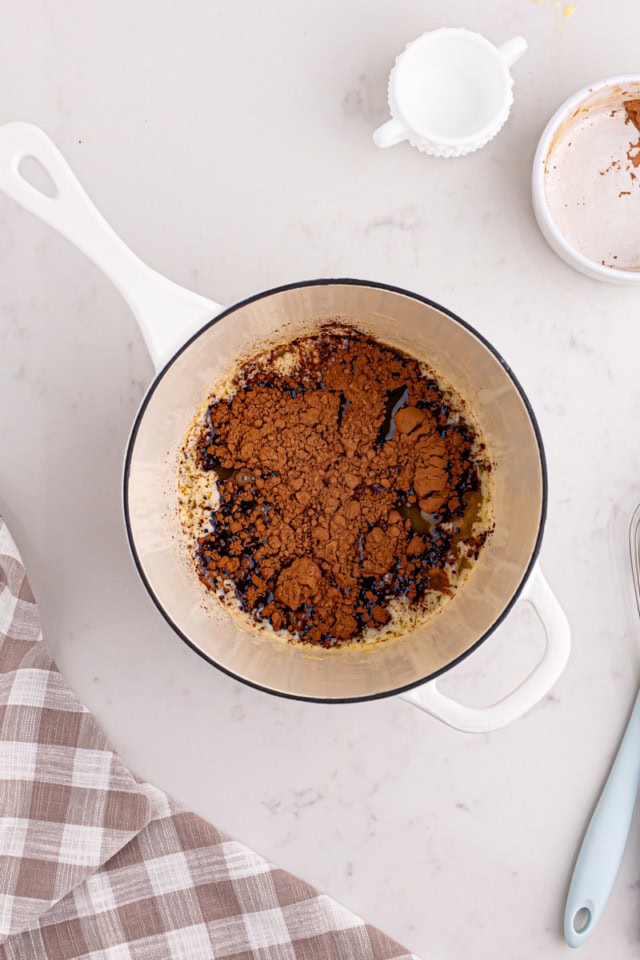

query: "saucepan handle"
left=0, top=121, right=221, bottom=370
left=401, top=564, right=570, bottom=732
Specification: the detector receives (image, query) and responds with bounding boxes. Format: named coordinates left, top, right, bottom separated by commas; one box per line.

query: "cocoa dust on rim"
left=179, top=322, right=494, bottom=647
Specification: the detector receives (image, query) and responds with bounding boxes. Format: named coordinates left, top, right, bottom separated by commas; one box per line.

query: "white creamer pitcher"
left=373, top=28, right=527, bottom=157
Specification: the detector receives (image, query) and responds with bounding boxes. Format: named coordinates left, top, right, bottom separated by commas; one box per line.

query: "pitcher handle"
left=0, top=121, right=221, bottom=371
left=401, top=564, right=570, bottom=733
left=498, top=36, right=528, bottom=68
left=373, top=118, right=408, bottom=149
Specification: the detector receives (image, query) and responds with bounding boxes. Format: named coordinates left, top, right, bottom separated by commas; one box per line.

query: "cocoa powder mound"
left=191, top=326, right=490, bottom=647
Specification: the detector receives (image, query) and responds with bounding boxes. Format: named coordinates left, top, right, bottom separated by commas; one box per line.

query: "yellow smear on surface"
left=531, top=0, right=579, bottom=14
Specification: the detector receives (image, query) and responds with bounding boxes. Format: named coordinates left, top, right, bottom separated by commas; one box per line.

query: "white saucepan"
left=0, top=122, right=570, bottom=732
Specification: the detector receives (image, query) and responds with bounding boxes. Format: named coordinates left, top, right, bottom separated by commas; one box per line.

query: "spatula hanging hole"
left=18, top=156, right=57, bottom=198
left=573, top=907, right=591, bottom=934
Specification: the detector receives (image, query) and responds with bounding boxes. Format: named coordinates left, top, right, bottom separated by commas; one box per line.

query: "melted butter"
left=398, top=503, right=437, bottom=536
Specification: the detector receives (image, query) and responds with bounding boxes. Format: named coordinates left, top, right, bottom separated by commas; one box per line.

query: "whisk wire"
left=629, top=502, right=640, bottom=621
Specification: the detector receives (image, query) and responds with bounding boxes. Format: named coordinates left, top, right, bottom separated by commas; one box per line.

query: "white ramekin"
left=532, top=75, right=640, bottom=286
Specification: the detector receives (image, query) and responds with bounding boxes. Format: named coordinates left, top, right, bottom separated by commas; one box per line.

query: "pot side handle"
left=0, top=121, right=222, bottom=370
left=401, top=564, right=570, bottom=733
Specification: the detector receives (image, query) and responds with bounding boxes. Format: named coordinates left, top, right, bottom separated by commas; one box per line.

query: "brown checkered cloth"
left=0, top=517, right=418, bottom=960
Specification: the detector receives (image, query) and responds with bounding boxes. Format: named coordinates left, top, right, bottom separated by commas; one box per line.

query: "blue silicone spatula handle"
left=564, top=688, right=640, bottom=947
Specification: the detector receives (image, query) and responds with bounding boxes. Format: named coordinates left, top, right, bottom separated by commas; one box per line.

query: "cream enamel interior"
left=125, top=282, right=544, bottom=700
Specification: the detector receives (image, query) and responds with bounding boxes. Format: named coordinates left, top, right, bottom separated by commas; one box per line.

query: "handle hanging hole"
left=573, top=907, right=591, bottom=933
left=18, top=156, right=58, bottom=198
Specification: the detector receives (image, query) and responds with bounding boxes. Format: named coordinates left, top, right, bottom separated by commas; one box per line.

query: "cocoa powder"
left=188, top=325, right=491, bottom=647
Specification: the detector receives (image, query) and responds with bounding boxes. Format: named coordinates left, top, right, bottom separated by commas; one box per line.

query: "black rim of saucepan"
left=123, top=278, right=548, bottom=704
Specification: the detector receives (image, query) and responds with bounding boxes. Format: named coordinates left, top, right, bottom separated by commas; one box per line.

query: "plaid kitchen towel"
left=0, top=516, right=418, bottom=960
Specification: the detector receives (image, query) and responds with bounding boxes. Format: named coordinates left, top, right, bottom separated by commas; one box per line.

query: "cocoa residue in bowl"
left=625, top=100, right=640, bottom=168
left=184, top=325, right=492, bottom=647
left=624, top=99, right=640, bottom=134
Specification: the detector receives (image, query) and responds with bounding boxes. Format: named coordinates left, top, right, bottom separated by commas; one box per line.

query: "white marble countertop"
left=2, top=1, right=640, bottom=956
